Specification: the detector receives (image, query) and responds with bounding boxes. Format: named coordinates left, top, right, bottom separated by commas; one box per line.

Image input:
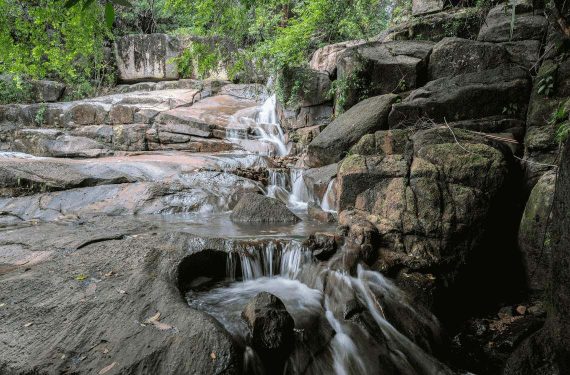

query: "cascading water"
left=185, top=241, right=451, bottom=375
left=225, top=94, right=288, bottom=157
left=321, top=178, right=338, bottom=213
left=288, top=168, right=310, bottom=209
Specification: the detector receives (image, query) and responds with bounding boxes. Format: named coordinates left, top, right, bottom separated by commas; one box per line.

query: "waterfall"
left=266, top=169, right=290, bottom=203
left=321, top=178, right=337, bottom=213
left=225, top=240, right=312, bottom=282
left=288, top=168, right=310, bottom=209
left=254, top=95, right=288, bottom=157
left=225, top=94, right=288, bottom=157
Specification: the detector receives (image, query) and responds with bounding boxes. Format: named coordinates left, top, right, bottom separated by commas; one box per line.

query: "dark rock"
left=30, top=80, right=65, bottom=102
left=451, top=313, right=545, bottom=374
left=276, top=67, right=333, bottom=131
left=306, top=94, right=398, bottom=167
left=336, top=128, right=522, bottom=318
left=388, top=65, right=531, bottom=128
left=306, top=232, right=338, bottom=261
left=241, top=292, right=295, bottom=373
left=336, top=40, right=433, bottom=110
left=0, top=221, right=242, bottom=374
left=307, top=202, right=336, bottom=223
left=303, top=163, right=338, bottom=202
left=386, top=8, right=483, bottom=42
left=477, top=4, right=548, bottom=42
left=523, top=52, right=570, bottom=188
left=230, top=193, right=300, bottom=223
left=428, top=37, right=511, bottom=80
left=278, top=67, right=331, bottom=108
left=500, top=40, right=542, bottom=71
left=518, top=171, right=556, bottom=294
left=504, top=139, right=570, bottom=375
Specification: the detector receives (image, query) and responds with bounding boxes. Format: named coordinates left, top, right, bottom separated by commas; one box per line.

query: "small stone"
left=498, top=306, right=514, bottom=319
left=528, top=303, right=546, bottom=317
left=515, top=305, right=527, bottom=316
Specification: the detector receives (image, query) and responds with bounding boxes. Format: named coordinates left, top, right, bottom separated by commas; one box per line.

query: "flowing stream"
left=185, top=241, right=450, bottom=375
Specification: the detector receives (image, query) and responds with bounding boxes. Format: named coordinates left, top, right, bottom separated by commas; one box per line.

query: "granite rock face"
left=336, top=128, right=519, bottom=316
left=306, top=94, right=398, bottom=167
left=115, top=34, right=181, bottom=82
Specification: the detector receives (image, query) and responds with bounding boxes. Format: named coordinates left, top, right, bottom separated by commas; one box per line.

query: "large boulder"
left=30, top=80, right=66, bottom=102
left=276, top=67, right=333, bottom=131
left=504, top=139, right=570, bottom=375
left=309, top=40, right=366, bottom=75
left=230, top=193, right=300, bottom=223
left=306, top=94, right=398, bottom=167
left=336, top=40, right=434, bottom=111
left=388, top=65, right=531, bottom=128
left=115, top=33, right=181, bottom=82
left=523, top=50, right=570, bottom=188
left=412, top=0, right=444, bottom=16
left=518, top=171, right=556, bottom=294
left=336, top=128, right=520, bottom=319
left=477, top=4, right=548, bottom=42
left=386, top=8, right=483, bottom=42
left=302, top=163, right=338, bottom=203
left=241, top=292, right=295, bottom=373
left=429, top=38, right=510, bottom=80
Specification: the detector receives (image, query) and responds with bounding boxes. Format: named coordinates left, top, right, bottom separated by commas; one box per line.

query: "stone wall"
left=115, top=33, right=181, bottom=82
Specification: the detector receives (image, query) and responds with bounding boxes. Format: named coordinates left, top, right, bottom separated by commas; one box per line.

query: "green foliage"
left=329, top=63, right=369, bottom=115
left=35, top=103, right=47, bottom=126
left=550, top=100, right=570, bottom=142
left=502, top=103, right=519, bottom=116
left=0, top=0, right=114, bottom=100
left=538, top=74, right=555, bottom=97
left=0, top=75, right=33, bottom=104
left=166, top=0, right=391, bottom=81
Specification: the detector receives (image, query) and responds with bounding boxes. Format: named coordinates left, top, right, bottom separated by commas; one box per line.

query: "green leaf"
left=82, top=0, right=96, bottom=10
left=105, top=3, right=115, bottom=29
left=111, top=0, right=133, bottom=6
left=64, top=0, right=81, bottom=8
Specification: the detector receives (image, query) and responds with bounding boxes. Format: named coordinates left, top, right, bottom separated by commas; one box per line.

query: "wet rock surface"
left=230, top=193, right=300, bottom=223
left=0, top=219, right=242, bottom=375
left=242, top=292, right=295, bottom=373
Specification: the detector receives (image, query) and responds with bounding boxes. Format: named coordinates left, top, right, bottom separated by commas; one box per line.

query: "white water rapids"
left=185, top=241, right=450, bottom=375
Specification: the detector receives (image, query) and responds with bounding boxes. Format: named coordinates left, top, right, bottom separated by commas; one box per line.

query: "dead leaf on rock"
left=98, top=362, right=116, bottom=374
left=145, top=312, right=161, bottom=323
left=24, top=322, right=33, bottom=327
left=144, top=311, right=174, bottom=331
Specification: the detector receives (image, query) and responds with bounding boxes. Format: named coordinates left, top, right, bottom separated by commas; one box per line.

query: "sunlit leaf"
left=105, top=3, right=115, bottom=29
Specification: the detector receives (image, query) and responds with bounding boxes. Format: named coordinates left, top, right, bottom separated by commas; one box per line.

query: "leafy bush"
left=166, top=0, right=391, bottom=81
left=0, top=0, right=113, bottom=100
left=0, top=75, right=34, bottom=104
